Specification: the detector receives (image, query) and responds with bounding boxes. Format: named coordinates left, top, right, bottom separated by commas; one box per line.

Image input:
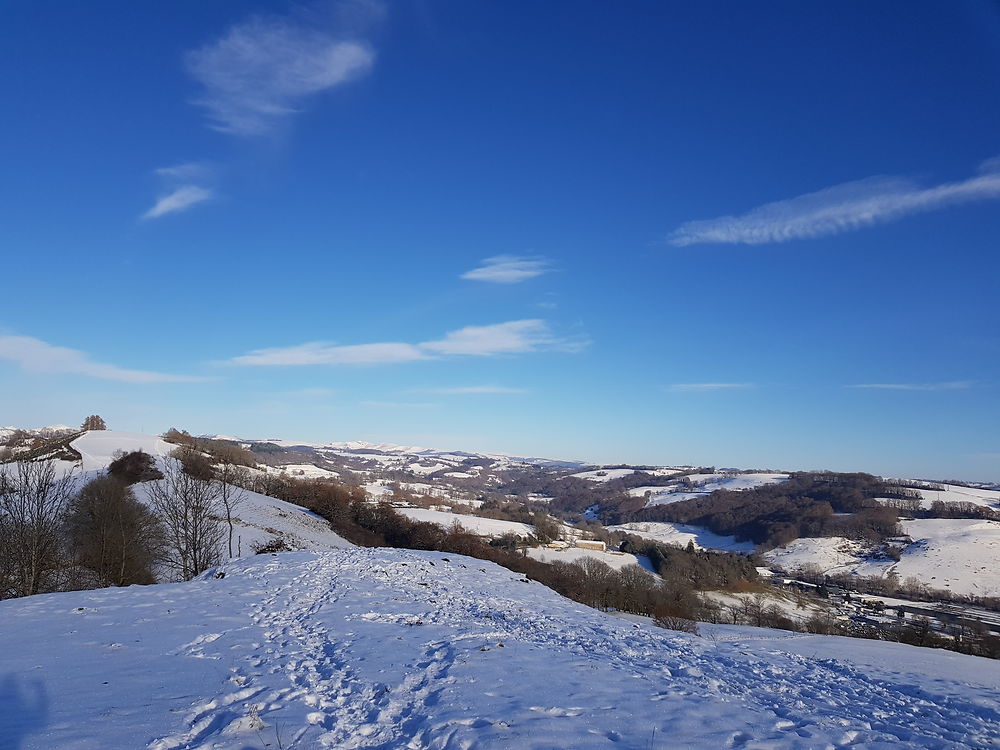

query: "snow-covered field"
left=568, top=468, right=637, bottom=482
left=632, top=473, right=789, bottom=507
left=608, top=521, right=755, bottom=553
left=904, top=483, right=999, bottom=512
left=764, top=536, right=869, bottom=574
left=1, top=548, right=997, bottom=749
left=765, top=519, right=1000, bottom=598
left=526, top=546, right=656, bottom=574
left=72, top=429, right=175, bottom=472
left=276, top=464, right=341, bottom=479
left=398, top=508, right=535, bottom=538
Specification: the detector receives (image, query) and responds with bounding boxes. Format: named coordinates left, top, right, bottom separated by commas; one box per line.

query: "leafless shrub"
left=0, top=461, right=75, bottom=598
left=146, top=460, right=224, bottom=581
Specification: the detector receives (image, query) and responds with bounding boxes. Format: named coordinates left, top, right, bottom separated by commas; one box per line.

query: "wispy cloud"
left=361, top=400, right=438, bottom=409
left=0, top=335, right=206, bottom=383
left=230, top=319, right=586, bottom=366
left=153, top=162, right=214, bottom=181
left=669, top=158, right=1000, bottom=246
left=848, top=381, right=974, bottom=392
left=185, top=14, right=375, bottom=136
left=142, top=161, right=216, bottom=220
left=461, top=255, right=551, bottom=284
left=667, top=383, right=754, bottom=392
left=280, top=387, right=336, bottom=398
left=421, top=320, right=582, bottom=356
left=420, top=385, right=528, bottom=395
left=233, top=342, right=426, bottom=366
left=142, top=185, right=214, bottom=220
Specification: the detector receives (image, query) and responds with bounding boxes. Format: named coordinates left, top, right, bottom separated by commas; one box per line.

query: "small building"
left=545, top=541, right=570, bottom=550
left=575, top=539, right=607, bottom=552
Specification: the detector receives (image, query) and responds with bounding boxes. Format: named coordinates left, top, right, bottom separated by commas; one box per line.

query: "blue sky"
left=1, top=0, right=998, bottom=480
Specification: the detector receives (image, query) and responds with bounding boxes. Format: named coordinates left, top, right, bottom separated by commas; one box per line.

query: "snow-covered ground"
left=276, top=464, right=341, bottom=479
left=526, top=546, right=657, bottom=574
left=906, top=483, right=999, bottom=511
left=698, top=622, right=1000, bottom=687
left=703, top=589, right=827, bottom=625
left=568, top=468, right=637, bottom=482
left=765, top=519, right=1000, bottom=598
left=408, top=462, right=450, bottom=476
left=627, top=486, right=706, bottom=505
left=1, top=548, right=997, bottom=749
left=608, top=521, right=755, bottom=553
left=364, top=480, right=454, bottom=501
left=398, top=508, right=535, bottom=538
left=60, top=431, right=354, bottom=563
left=764, top=536, right=868, bottom=575
left=72, top=429, right=175, bottom=472
left=632, top=473, right=789, bottom=507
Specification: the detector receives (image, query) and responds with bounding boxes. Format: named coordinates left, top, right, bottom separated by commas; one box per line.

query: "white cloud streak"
left=421, top=385, right=528, bottom=395
left=232, top=342, right=427, bottom=366
left=142, top=185, right=214, bottom=220
left=0, top=335, right=206, bottom=383
left=669, top=159, right=1000, bottom=246
left=461, top=255, right=551, bottom=284
left=361, top=401, right=438, bottom=409
left=231, top=319, right=586, bottom=366
left=421, top=320, right=575, bottom=356
left=153, top=162, right=214, bottom=181
left=848, top=381, right=974, bottom=391
left=667, top=383, right=754, bottom=392
left=185, top=16, right=375, bottom=136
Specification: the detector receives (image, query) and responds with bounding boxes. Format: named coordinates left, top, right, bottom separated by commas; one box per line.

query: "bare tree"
left=66, top=476, right=163, bottom=587
left=146, top=460, right=224, bottom=581
left=216, top=462, right=247, bottom=558
left=81, top=415, right=107, bottom=431
left=0, top=461, right=75, bottom=598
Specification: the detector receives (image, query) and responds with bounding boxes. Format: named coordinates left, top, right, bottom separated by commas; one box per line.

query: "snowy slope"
left=61, top=430, right=354, bottom=561
left=870, top=519, right=1000, bottom=597
left=764, top=536, right=868, bottom=575
left=764, top=520, right=1000, bottom=598
left=913, top=483, right=1000, bottom=511
left=1, top=548, right=997, bottom=749
left=636, top=473, right=789, bottom=507
left=71, top=430, right=175, bottom=471
left=608, top=521, right=755, bottom=553
left=398, top=507, right=535, bottom=538
left=525, top=546, right=657, bottom=573
left=568, top=468, right=637, bottom=482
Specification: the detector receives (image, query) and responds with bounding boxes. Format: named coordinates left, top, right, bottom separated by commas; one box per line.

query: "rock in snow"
left=1, top=548, right=998, bottom=749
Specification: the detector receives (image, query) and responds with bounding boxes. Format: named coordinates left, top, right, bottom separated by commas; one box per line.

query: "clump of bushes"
left=108, top=450, right=163, bottom=484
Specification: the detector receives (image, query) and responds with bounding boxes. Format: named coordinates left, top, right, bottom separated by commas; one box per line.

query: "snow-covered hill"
left=1, top=548, right=997, bottom=749
left=633, top=472, right=789, bottom=508
left=32, top=430, right=355, bottom=560
left=607, top=521, right=755, bottom=553
left=764, top=518, right=1000, bottom=598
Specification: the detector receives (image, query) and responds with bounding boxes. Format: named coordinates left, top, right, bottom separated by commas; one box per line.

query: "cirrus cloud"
left=461, top=256, right=551, bottom=284
left=230, top=319, right=587, bottom=367
left=847, top=381, right=974, bottom=391
left=666, top=383, right=755, bottom=392
left=185, top=15, right=375, bottom=136
left=669, top=158, right=1000, bottom=246
left=142, top=185, right=214, bottom=220
left=420, top=385, right=528, bottom=395
left=0, top=334, right=207, bottom=383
